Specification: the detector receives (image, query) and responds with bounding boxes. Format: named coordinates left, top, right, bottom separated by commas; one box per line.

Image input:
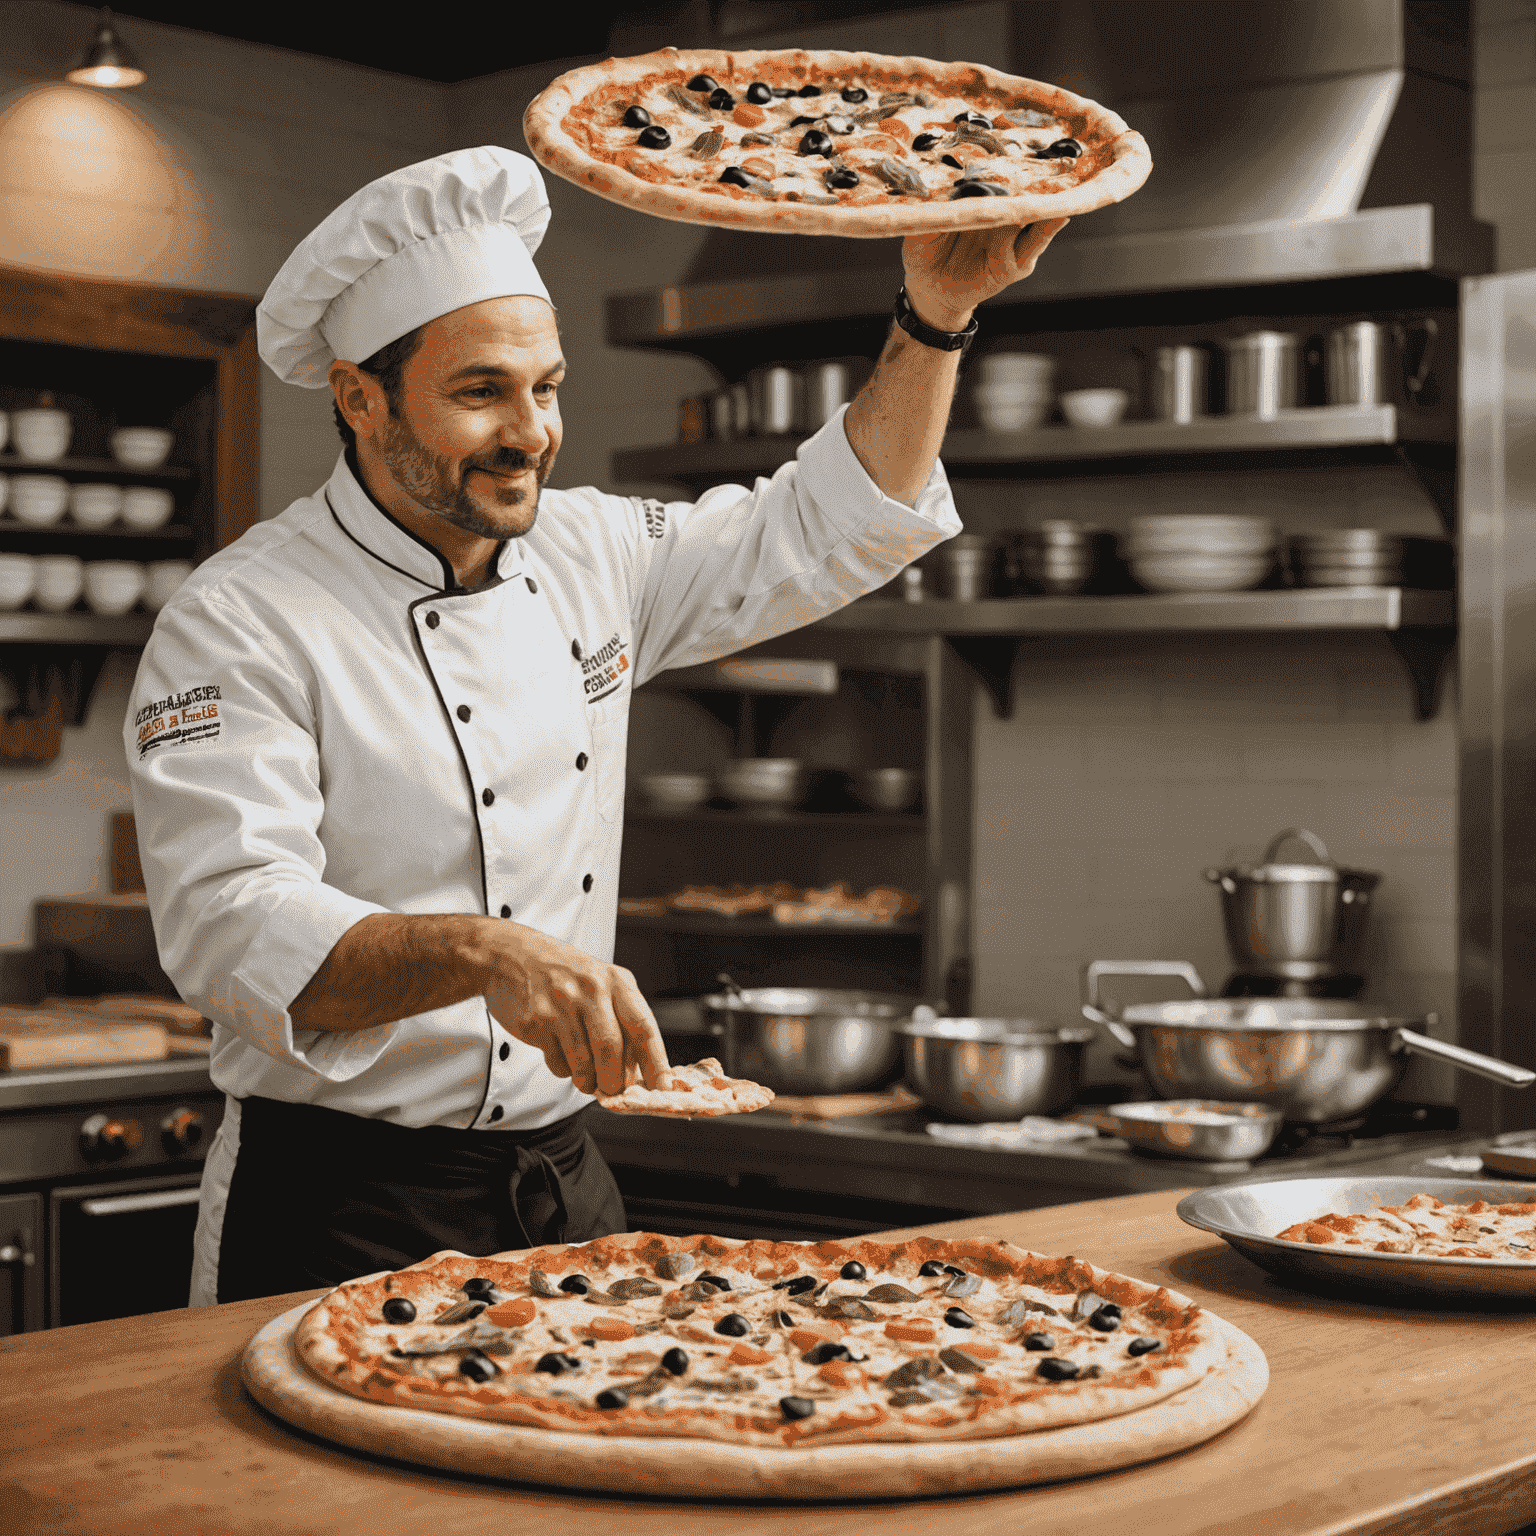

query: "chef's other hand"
left=899, top=217, right=1068, bottom=330
left=482, top=923, right=670, bottom=1098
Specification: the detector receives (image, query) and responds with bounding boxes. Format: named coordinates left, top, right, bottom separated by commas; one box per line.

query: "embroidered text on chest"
left=581, top=633, right=630, bottom=702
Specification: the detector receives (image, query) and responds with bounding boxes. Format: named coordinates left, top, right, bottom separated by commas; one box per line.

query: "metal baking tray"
left=1177, top=1176, right=1536, bottom=1303
left=1480, top=1138, right=1536, bottom=1180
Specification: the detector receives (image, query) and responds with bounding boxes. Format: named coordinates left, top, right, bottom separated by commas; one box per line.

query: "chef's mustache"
left=464, top=447, right=546, bottom=475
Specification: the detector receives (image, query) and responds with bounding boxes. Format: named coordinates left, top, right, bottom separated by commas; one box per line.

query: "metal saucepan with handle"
left=1080, top=959, right=1534, bottom=1123
left=897, top=1017, right=1095, bottom=1122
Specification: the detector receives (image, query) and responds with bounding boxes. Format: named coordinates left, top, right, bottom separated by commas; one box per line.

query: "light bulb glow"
left=65, top=64, right=146, bottom=88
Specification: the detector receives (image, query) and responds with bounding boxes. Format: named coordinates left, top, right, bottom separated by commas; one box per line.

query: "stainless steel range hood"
left=606, top=0, right=1489, bottom=345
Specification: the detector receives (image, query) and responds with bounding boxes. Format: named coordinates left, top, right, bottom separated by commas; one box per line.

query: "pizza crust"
left=595, top=1058, right=774, bottom=1117
left=523, top=47, right=1152, bottom=237
left=293, top=1231, right=1233, bottom=1448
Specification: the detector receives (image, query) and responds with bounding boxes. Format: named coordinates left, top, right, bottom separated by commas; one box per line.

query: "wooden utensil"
left=0, top=1007, right=168, bottom=1070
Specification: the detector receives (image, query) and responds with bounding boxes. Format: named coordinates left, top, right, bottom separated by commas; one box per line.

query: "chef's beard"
left=381, top=413, right=556, bottom=539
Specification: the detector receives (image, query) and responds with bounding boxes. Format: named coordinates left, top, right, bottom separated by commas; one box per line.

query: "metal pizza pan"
left=1176, top=1175, right=1536, bottom=1305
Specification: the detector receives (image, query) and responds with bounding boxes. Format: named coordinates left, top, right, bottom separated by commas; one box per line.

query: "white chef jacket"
left=126, top=404, right=959, bottom=1136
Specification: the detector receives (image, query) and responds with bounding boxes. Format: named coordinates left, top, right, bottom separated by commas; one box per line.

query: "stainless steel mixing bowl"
left=898, top=1018, right=1094, bottom=1122
left=699, top=987, right=916, bottom=1095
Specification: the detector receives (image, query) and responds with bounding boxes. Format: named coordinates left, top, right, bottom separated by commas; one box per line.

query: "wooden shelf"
left=0, top=611, right=154, bottom=645
left=0, top=455, right=193, bottom=480
left=0, top=521, right=194, bottom=543
left=617, top=911, right=921, bottom=938
left=626, top=804, right=922, bottom=830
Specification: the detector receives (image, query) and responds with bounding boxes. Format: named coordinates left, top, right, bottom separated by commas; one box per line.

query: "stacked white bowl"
left=13, top=406, right=71, bottom=462
left=83, top=561, right=146, bottom=615
left=122, top=486, right=175, bottom=530
left=1287, top=530, right=1404, bottom=588
left=1123, top=515, right=1276, bottom=593
left=144, top=560, right=193, bottom=611
left=0, top=553, right=35, bottom=611
left=34, top=555, right=84, bottom=612
left=110, top=427, right=174, bottom=469
left=69, top=483, right=124, bottom=529
left=972, top=352, right=1056, bottom=432
left=10, top=475, right=69, bottom=527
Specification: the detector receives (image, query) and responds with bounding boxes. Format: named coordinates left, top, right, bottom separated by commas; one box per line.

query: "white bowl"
left=977, top=399, right=1049, bottom=432
left=9, top=475, right=69, bottom=526
left=716, top=758, right=809, bottom=808
left=975, top=352, right=1056, bottom=384
left=638, top=772, right=712, bottom=810
left=33, top=555, right=84, bottom=612
left=1061, top=388, right=1129, bottom=428
left=1131, top=553, right=1273, bottom=593
left=1126, top=516, right=1274, bottom=555
left=69, top=483, right=124, bottom=529
left=144, top=559, right=193, bottom=612
left=0, top=412, right=8, bottom=453
left=121, top=486, right=175, bottom=530
left=110, top=427, right=174, bottom=469
left=13, top=408, right=71, bottom=462
left=0, top=554, right=35, bottom=610
left=83, top=561, right=146, bottom=615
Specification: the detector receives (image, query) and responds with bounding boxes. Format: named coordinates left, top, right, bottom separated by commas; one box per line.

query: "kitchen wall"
left=0, top=0, right=1529, bottom=1092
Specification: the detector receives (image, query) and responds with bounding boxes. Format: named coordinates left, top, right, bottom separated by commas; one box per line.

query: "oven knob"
left=80, top=1114, right=144, bottom=1161
left=160, top=1108, right=205, bottom=1155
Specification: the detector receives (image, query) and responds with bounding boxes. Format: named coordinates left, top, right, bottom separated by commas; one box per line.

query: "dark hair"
left=332, top=325, right=425, bottom=451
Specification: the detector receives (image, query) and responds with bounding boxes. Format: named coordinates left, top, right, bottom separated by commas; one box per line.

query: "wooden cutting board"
left=243, top=1300, right=1267, bottom=1499
left=0, top=1008, right=168, bottom=1070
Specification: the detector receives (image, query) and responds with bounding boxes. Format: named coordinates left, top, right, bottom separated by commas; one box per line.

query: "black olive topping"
left=781, top=1396, right=817, bottom=1420
left=715, top=1313, right=751, bottom=1336
left=1089, top=1305, right=1122, bottom=1332
left=559, top=1274, right=592, bottom=1294
left=718, top=167, right=752, bottom=188
left=918, top=1260, right=946, bottom=1277
left=783, top=1275, right=818, bottom=1295
left=1024, top=1332, right=1055, bottom=1351
left=535, top=1351, right=582, bottom=1375
left=825, top=168, right=860, bottom=190
left=797, top=83, right=822, bottom=96
left=772, top=1276, right=802, bottom=1290
left=622, top=105, right=652, bottom=129
left=953, top=111, right=992, bottom=128
left=1037, top=1357, right=1081, bottom=1381
left=462, top=1276, right=493, bottom=1295
left=771, top=86, right=795, bottom=97
left=940, top=154, right=963, bottom=169
left=746, top=82, right=772, bottom=104
left=595, top=1388, right=628, bottom=1410
left=775, top=1310, right=794, bottom=1327
left=636, top=125, right=671, bottom=150
left=944, top=1306, right=976, bottom=1328
left=798, top=129, right=834, bottom=157
left=841, top=86, right=868, bottom=103
left=661, top=1347, right=690, bottom=1375
left=687, top=73, right=719, bottom=92
left=951, top=181, right=1008, bottom=198
left=459, top=1351, right=498, bottom=1383
left=789, top=115, right=817, bottom=126
left=707, top=88, right=735, bottom=110
left=807, top=1342, right=854, bottom=1365
left=941, top=1265, right=966, bottom=1277
left=912, top=133, right=942, bottom=151
left=1038, top=138, right=1082, bottom=159
left=697, top=1272, right=732, bottom=1292
left=839, top=1261, right=867, bottom=1280
left=1128, top=1337, right=1162, bottom=1357
left=382, top=1297, right=416, bottom=1324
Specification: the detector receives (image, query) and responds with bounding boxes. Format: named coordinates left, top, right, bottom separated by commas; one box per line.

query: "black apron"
left=214, top=1097, right=626, bottom=1303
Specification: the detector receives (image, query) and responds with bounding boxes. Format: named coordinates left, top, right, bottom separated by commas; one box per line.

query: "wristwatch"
left=893, top=286, right=979, bottom=356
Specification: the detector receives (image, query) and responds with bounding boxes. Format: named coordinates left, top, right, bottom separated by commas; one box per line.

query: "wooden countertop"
left=3, top=1192, right=1534, bottom=1536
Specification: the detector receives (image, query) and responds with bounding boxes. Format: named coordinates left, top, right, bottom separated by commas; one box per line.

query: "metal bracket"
left=943, top=636, right=1022, bottom=719
left=1387, top=627, right=1456, bottom=721
left=1393, top=442, right=1457, bottom=535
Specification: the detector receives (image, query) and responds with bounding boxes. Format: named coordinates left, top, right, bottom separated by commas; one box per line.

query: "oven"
left=0, top=1071, right=223, bottom=1333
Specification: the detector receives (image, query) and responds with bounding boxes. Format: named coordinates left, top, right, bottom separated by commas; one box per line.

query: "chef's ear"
left=329, top=361, right=388, bottom=447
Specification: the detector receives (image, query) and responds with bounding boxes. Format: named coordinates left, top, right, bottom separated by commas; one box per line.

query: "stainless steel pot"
left=1222, top=331, right=1301, bottom=418
left=1149, top=345, right=1210, bottom=423
left=747, top=366, right=804, bottom=436
left=701, top=985, right=916, bottom=1094
left=1323, top=319, right=1437, bottom=407
left=1205, top=827, right=1379, bottom=980
left=1067, top=1100, right=1284, bottom=1161
left=898, top=1017, right=1094, bottom=1122
left=1081, top=960, right=1534, bottom=1123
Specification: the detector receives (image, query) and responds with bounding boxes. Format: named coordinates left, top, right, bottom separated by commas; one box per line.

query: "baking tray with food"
left=1178, top=1176, right=1536, bottom=1303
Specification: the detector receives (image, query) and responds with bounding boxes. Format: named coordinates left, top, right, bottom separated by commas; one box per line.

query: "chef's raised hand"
left=481, top=922, right=671, bottom=1097
left=287, top=911, right=671, bottom=1098
left=899, top=216, right=1068, bottom=329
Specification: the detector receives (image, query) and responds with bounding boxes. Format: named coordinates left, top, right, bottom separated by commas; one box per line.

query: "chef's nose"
left=496, top=393, right=550, bottom=454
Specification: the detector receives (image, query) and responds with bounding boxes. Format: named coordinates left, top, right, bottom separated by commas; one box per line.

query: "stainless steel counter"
left=0, top=1057, right=215, bottom=1113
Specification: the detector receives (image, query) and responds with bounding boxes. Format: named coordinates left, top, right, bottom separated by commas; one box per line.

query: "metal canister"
left=707, top=390, right=736, bottom=440
left=1324, top=319, right=1439, bottom=408
left=1222, top=331, right=1301, bottom=418
left=932, top=535, right=995, bottom=602
left=1150, top=345, right=1210, bottom=423
left=802, top=361, right=852, bottom=431
left=747, top=366, right=804, bottom=436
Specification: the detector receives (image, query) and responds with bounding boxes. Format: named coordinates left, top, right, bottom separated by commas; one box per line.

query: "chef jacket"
left=126, top=405, right=959, bottom=1131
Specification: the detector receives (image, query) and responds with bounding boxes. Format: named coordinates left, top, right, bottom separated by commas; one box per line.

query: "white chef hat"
left=256, top=146, right=552, bottom=388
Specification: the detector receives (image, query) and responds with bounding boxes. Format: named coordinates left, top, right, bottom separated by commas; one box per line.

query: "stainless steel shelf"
left=0, top=611, right=155, bottom=645
left=821, top=587, right=1454, bottom=636
left=626, top=805, right=923, bottom=830
left=617, top=912, right=921, bottom=938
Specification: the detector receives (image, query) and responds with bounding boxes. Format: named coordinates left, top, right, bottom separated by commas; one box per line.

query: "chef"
left=125, top=146, right=1063, bottom=1305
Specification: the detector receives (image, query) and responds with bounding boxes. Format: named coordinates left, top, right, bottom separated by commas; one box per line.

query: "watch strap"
left=894, top=286, right=978, bottom=355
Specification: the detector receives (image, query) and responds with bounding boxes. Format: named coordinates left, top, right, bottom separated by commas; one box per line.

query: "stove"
left=0, top=1057, right=221, bottom=1333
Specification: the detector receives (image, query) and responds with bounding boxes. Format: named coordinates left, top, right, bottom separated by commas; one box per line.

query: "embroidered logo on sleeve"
left=135, top=685, right=222, bottom=758
left=640, top=499, right=667, bottom=540
left=581, top=634, right=630, bottom=702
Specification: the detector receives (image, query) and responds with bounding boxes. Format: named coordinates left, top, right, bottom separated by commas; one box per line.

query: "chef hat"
left=257, top=146, right=552, bottom=388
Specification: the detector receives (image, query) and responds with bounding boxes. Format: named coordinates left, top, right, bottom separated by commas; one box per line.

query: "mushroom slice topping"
left=580, top=1288, right=630, bottom=1308
left=953, top=121, right=1006, bottom=155
left=883, top=1355, right=944, bottom=1389
left=678, top=1279, right=724, bottom=1302
left=940, top=1272, right=982, bottom=1299
left=528, top=1269, right=562, bottom=1298
left=822, top=1296, right=879, bottom=1321
left=938, top=1347, right=987, bottom=1374
left=1073, top=1289, right=1113, bottom=1322
left=432, top=1299, right=488, bottom=1326
left=391, top=1323, right=521, bottom=1358
left=608, top=1277, right=664, bottom=1301
left=994, top=1298, right=1057, bottom=1327
left=870, top=159, right=925, bottom=196
left=688, top=129, right=725, bottom=159
left=863, top=1283, right=923, bottom=1303
left=692, top=1373, right=758, bottom=1393
left=655, top=1252, right=694, bottom=1281
left=665, top=84, right=713, bottom=120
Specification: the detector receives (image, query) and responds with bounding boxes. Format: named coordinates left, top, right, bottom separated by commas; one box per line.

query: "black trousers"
left=216, top=1097, right=626, bottom=1303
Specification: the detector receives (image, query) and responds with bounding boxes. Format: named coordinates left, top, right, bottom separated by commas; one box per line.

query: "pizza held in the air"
left=295, top=1231, right=1232, bottom=1448
left=594, top=1057, right=774, bottom=1117
left=523, top=47, right=1152, bottom=236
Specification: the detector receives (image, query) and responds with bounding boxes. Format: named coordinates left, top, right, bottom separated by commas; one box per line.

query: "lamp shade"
left=66, top=10, right=146, bottom=88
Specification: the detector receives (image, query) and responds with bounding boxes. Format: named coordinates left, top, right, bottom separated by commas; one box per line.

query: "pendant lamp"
left=66, top=9, right=147, bottom=88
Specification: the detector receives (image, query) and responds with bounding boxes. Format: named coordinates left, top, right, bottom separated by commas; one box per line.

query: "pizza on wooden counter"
left=295, top=1231, right=1233, bottom=1448
left=1277, top=1193, right=1536, bottom=1260
left=523, top=46, right=1151, bottom=236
